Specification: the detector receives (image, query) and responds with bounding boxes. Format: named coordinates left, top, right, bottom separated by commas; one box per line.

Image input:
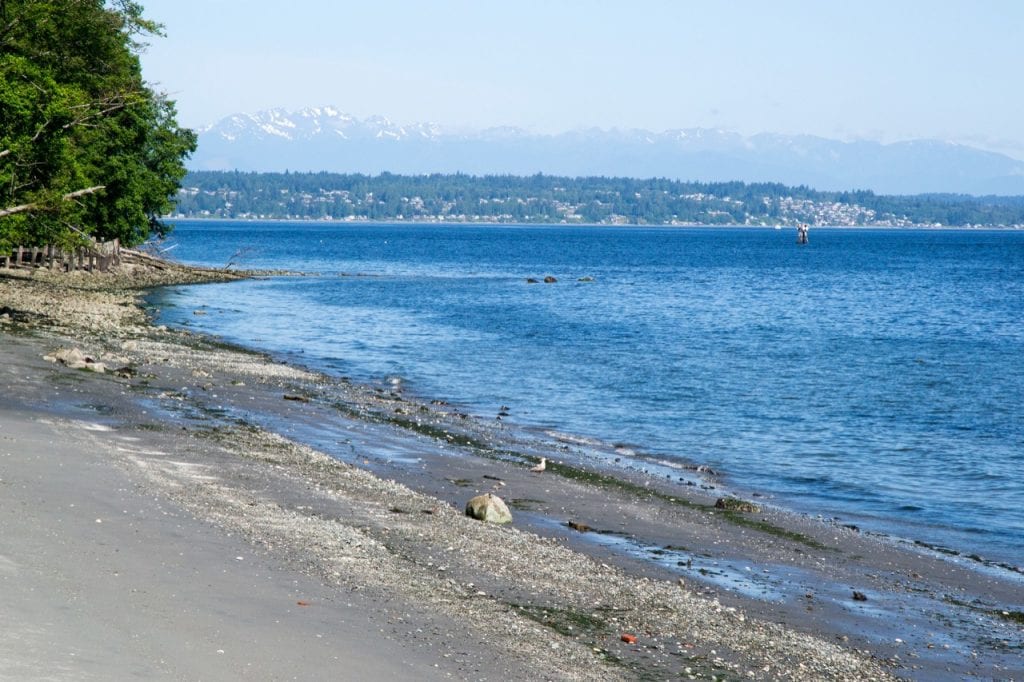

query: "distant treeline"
left=174, top=171, right=1024, bottom=227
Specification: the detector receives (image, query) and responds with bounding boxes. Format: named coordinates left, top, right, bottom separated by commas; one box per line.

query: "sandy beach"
left=1, top=263, right=1021, bottom=680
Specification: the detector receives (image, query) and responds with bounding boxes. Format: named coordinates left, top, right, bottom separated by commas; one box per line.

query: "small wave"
left=545, top=430, right=607, bottom=447
left=786, top=474, right=832, bottom=485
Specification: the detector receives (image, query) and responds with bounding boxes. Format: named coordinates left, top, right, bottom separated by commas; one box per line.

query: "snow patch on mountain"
left=192, top=107, right=1024, bottom=195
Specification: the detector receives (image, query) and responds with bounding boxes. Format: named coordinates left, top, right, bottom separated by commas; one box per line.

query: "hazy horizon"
left=141, top=1, right=1024, bottom=160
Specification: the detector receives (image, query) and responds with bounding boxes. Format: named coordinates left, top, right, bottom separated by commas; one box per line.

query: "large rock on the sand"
left=465, top=493, right=513, bottom=524
left=53, top=347, right=90, bottom=369
left=49, top=347, right=105, bottom=373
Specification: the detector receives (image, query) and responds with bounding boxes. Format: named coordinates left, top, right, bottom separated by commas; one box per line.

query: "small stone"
left=543, top=276, right=557, bottom=283
left=852, top=591, right=868, bottom=601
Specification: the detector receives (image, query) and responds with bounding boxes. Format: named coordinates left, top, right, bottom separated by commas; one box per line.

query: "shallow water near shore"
left=151, top=221, right=1024, bottom=566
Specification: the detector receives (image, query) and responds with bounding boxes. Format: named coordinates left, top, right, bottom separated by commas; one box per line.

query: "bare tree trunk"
left=0, top=185, right=105, bottom=219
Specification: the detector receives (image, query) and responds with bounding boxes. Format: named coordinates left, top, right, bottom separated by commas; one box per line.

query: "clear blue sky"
left=139, top=0, right=1024, bottom=158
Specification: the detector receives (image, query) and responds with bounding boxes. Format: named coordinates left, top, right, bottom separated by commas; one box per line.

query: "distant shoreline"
left=175, top=170, right=1024, bottom=229
left=165, top=216, right=1023, bottom=230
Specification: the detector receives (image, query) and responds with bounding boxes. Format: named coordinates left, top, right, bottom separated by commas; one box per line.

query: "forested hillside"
left=175, top=171, right=1024, bottom=227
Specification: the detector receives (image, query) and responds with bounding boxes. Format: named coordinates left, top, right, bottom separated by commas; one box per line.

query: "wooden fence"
left=0, top=238, right=121, bottom=273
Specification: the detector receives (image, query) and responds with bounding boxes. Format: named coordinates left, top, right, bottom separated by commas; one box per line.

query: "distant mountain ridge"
left=192, top=107, right=1024, bottom=196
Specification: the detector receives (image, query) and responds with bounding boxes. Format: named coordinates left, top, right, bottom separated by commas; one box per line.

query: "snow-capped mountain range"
left=200, top=106, right=444, bottom=143
left=192, top=107, right=1024, bottom=195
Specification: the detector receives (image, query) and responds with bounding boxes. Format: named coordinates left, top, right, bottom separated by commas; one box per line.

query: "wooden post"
left=16, top=246, right=23, bottom=267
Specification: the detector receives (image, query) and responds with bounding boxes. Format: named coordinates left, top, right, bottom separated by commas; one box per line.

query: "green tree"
left=0, top=0, right=195, bottom=251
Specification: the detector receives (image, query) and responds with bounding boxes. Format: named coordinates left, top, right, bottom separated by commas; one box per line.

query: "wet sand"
left=1, top=266, right=1021, bottom=680
left=0, top=406, right=457, bottom=681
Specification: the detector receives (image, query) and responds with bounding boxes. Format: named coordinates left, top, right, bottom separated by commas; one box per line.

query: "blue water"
left=152, top=221, right=1024, bottom=565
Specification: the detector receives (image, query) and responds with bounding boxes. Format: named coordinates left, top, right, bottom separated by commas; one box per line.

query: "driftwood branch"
left=0, top=185, right=105, bottom=218
left=119, top=247, right=170, bottom=270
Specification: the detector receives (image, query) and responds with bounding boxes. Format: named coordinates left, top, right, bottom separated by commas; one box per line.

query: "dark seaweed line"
left=319, top=389, right=831, bottom=551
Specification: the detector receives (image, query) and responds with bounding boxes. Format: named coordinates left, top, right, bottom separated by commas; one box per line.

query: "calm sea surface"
left=152, top=221, right=1024, bottom=564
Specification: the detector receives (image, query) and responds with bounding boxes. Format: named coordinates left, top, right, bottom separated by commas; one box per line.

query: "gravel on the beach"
left=5, top=261, right=1017, bottom=680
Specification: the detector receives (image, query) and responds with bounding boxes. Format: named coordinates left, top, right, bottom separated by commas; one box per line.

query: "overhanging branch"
left=0, top=185, right=105, bottom=218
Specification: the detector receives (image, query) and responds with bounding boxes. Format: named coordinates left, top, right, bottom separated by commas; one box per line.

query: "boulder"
left=53, top=347, right=87, bottom=367
left=543, top=276, right=557, bottom=283
left=53, top=347, right=100, bottom=370
left=50, top=347, right=106, bottom=372
left=465, top=493, right=513, bottom=524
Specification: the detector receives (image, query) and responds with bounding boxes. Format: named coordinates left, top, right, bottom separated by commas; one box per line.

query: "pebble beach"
left=1, top=261, right=1021, bottom=680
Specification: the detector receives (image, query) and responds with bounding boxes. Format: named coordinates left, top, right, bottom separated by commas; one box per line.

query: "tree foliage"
left=0, top=0, right=195, bottom=250
left=175, top=171, right=1024, bottom=227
